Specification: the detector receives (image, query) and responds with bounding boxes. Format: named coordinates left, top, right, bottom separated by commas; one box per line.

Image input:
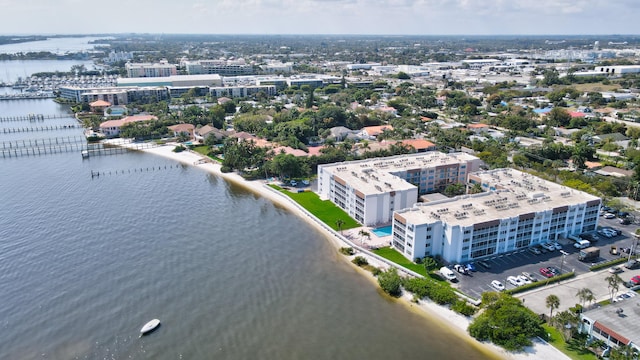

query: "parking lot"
left=452, top=218, right=640, bottom=300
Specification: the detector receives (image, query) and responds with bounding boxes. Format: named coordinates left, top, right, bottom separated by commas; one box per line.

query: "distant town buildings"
left=125, top=60, right=177, bottom=78
left=184, top=59, right=254, bottom=76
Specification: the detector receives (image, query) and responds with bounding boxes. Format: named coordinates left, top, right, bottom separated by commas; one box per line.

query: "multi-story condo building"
left=209, top=85, right=276, bottom=98
left=184, top=60, right=254, bottom=76
left=60, top=86, right=170, bottom=105
left=317, top=152, right=483, bottom=226
left=125, top=60, right=177, bottom=78
left=392, top=168, right=601, bottom=262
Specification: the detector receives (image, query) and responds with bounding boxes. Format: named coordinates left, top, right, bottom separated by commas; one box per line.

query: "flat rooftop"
left=321, top=152, right=480, bottom=196
left=397, top=169, right=600, bottom=226
left=583, top=299, right=640, bottom=346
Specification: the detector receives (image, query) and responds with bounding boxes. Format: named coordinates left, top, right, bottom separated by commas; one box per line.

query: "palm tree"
left=335, top=219, right=345, bottom=235
left=358, top=230, right=370, bottom=246
left=546, top=294, right=560, bottom=324
left=576, top=288, right=595, bottom=311
left=606, top=274, right=622, bottom=302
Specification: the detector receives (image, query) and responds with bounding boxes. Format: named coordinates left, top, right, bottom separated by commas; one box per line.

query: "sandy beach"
left=135, top=142, right=571, bottom=360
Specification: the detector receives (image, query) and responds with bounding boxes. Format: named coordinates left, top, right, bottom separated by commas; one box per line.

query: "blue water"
left=372, top=225, right=393, bottom=237
left=0, top=97, right=497, bottom=359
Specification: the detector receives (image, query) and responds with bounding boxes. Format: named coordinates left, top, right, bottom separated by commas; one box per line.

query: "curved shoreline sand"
left=136, top=143, right=570, bottom=360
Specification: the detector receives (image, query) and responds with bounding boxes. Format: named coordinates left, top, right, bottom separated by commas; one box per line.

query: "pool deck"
left=342, top=225, right=392, bottom=249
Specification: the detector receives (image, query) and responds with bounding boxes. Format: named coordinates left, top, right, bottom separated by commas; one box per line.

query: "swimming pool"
left=371, top=225, right=392, bottom=237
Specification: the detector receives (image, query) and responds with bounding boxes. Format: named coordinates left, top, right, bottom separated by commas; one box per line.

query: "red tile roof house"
left=99, top=115, right=158, bottom=138
left=168, top=123, right=196, bottom=140
left=89, top=100, right=111, bottom=113
left=401, top=139, right=437, bottom=152
left=467, top=123, right=490, bottom=134
left=360, top=125, right=394, bottom=139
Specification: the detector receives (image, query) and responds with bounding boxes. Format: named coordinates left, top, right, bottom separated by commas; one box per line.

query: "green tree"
left=444, top=183, right=465, bottom=197
left=576, top=288, right=595, bottom=310
left=335, top=218, right=345, bottom=234
left=546, top=294, right=560, bottom=324
left=606, top=274, right=622, bottom=302
left=423, top=257, right=438, bottom=272
left=546, top=107, right=572, bottom=127
left=468, top=183, right=483, bottom=194
left=377, top=268, right=402, bottom=297
left=468, top=293, right=544, bottom=351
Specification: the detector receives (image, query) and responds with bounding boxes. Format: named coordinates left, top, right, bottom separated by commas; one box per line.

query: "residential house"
left=360, top=125, right=394, bottom=139
left=99, top=115, right=158, bottom=138
left=168, top=124, right=195, bottom=140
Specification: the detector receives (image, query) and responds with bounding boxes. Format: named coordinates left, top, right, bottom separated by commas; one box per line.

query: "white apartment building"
left=125, top=61, right=177, bottom=78
left=184, top=59, right=254, bottom=76
left=392, top=168, right=601, bottom=262
left=209, top=85, right=276, bottom=98
left=317, top=152, right=483, bottom=226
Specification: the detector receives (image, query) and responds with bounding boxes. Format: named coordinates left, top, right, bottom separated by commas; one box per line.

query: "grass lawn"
left=567, top=82, right=620, bottom=93
left=543, top=325, right=597, bottom=360
left=373, top=247, right=427, bottom=277
left=192, top=145, right=210, bottom=156
left=269, top=185, right=359, bottom=231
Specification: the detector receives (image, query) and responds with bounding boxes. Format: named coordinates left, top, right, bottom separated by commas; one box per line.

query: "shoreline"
left=135, top=143, right=570, bottom=360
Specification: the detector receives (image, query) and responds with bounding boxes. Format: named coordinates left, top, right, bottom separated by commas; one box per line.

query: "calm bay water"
left=0, top=59, right=96, bottom=83
left=0, top=36, right=110, bottom=55
left=0, top=86, right=498, bottom=360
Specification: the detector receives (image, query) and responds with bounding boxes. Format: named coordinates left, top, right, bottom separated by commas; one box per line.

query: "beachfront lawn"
left=192, top=145, right=209, bottom=156
left=373, top=247, right=427, bottom=277
left=543, top=325, right=597, bottom=360
left=269, top=185, right=359, bottom=231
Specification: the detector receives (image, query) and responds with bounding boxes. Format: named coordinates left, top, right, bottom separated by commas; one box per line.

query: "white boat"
left=140, top=319, right=161, bottom=336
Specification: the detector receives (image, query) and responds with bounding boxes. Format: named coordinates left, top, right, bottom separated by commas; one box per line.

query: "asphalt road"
left=451, top=216, right=640, bottom=300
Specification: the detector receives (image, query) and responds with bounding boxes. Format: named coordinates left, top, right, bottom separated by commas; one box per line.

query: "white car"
left=552, top=242, right=563, bottom=250
left=507, top=276, right=524, bottom=287
left=491, top=280, right=505, bottom=291
left=541, top=242, right=556, bottom=251
left=517, top=275, right=532, bottom=285
left=604, top=213, right=616, bottom=219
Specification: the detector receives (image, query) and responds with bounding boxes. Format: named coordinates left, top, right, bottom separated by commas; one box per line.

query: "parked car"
left=289, top=180, right=298, bottom=187
left=610, top=246, right=619, bottom=255
left=507, top=276, right=523, bottom=287
left=491, top=280, right=505, bottom=291
left=528, top=247, right=542, bottom=255
left=517, top=275, right=532, bottom=285
left=453, top=264, right=468, bottom=274
left=522, top=271, right=538, bottom=282
left=547, top=266, right=561, bottom=276
left=552, top=242, right=563, bottom=250
left=540, top=268, right=554, bottom=278
left=608, top=265, right=623, bottom=274
left=618, top=211, right=630, bottom=218
left=625, top=260, right=640, bottom=270
left=536, top=245, right=548, bottom=254
left=465, top=263, right=476, bottom=272
left=541, top=242, right=556, bottom=251
left=478, top=260, right=491, bottom=269
left=630, top=275, right=640, bottom=286
left=620, top=218, right=631, bottom=225
left=604, top=213, right=616, bottom=219
left=301, top=179, right=310, bottom=186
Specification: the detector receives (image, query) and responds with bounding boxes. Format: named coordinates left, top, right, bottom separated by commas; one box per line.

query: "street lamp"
left=560, top=250, right=568, bottom=273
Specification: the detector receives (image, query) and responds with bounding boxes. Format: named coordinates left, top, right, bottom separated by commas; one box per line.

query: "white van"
left=573, top=239, right=591, bottom=249
left=439, top=267, right=457, bottom=282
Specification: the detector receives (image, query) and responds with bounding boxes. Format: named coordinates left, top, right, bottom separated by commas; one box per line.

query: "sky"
left=0, top=0, right=639, bottom=35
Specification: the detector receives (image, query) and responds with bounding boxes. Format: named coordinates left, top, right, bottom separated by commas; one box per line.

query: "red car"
left=631, top=275, right=640, bottom=285
left=540, top=268, right=554, bottom=278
